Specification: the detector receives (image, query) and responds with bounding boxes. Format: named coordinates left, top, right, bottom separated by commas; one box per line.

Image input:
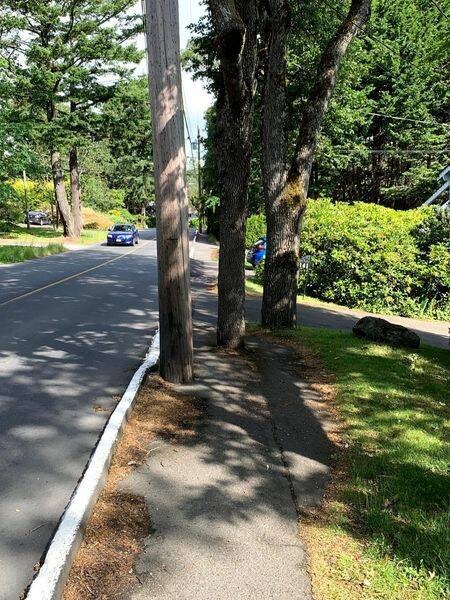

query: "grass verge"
left=251, top=324, right=449, bottom=600
left=0, top=243, right=66, bottom=264
left=0, top=224, right=107, bottom=246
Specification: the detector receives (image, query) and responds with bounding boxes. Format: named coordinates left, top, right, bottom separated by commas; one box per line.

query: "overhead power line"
left=320, top=0, right=397, bottom=58
left=328, top=147, right=449, bottom=155
left=429, top=0, right=448, bottom=18
left=368, top=112, right=450, bottom=128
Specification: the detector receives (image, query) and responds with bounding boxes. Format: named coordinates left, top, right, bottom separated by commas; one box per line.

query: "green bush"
left=253, top=259, right=265, bottom=285
left=411, top=210, right=450, bottom=318
left=83, top=179, right=125, bottom=213
left=189, top=217, right=199, bottom=230
left=108, top=207, right=141, bottom=226
left=245, top=214, right=266, bottom=248
left=296, top=201, right=448, bottom=319
left=0, top=183, right=23, bottom=224
left=248, top=200, right=449, bottom=320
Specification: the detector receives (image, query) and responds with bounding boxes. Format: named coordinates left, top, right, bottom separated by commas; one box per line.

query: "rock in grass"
left=353, top=316, right=420, bottom=348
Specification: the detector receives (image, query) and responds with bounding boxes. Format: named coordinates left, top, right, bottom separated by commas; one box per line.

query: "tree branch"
left=291, top=0, right=371, bottom=188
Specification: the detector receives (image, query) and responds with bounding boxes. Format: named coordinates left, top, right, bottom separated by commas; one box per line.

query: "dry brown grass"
left=210, top=247, right=219, bottom=261
left=62, top=376, right=201, bottom=600
left=82, top=207, right=114, bottom=230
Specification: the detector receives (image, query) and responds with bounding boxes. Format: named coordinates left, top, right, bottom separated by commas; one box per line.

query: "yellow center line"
left=0, top=241, right=151, bottom=308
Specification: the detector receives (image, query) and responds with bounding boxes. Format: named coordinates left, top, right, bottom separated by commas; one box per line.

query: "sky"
left=136, top=1, right=213, bottom=164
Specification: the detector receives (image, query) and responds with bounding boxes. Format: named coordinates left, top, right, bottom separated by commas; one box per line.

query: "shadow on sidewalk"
left=127, top=312, right=334, bottom=598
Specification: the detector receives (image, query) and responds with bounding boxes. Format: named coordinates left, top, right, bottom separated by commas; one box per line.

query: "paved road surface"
left=0, top=231, right=159, bottom=599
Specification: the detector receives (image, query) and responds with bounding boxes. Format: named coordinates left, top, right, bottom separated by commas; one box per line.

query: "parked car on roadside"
left=106, top=223, right=139, bottom=246
left=247, top=236, right=266, bottom=267
left=24, top=211, right=51, bottom=226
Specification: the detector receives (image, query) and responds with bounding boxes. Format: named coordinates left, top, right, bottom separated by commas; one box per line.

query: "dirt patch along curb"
left=62, top=376, right=202, bottom=600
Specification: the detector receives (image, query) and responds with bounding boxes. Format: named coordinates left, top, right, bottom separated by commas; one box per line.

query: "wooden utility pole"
left=197, top=127, right=203, bottom=233
left=144, top=0, right=194, bottom=383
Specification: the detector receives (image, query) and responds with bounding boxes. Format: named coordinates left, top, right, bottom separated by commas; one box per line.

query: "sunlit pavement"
left=0, top=230, right=160, bottom=599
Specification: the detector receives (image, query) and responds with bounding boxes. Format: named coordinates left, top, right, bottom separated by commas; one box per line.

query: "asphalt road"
left=0, top=230, right=159, bottom=599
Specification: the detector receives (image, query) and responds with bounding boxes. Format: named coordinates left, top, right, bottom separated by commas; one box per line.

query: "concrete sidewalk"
left=124, top=333, right=331, bottom=599
left=102, top=248, right=334, bottom=599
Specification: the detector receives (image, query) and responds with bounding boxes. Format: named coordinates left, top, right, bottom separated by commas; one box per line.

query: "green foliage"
left=100, top=77, right=153, bottom=213
left=411, top=209, right=450, bottom=317
left=245, top=214, right=266, bottom=248
left=250, top=201, right=449, bottom=320
left=108, top=207, right=142, bottom=227
left=253, top=259, right=265, bottom=285
left=83, top=177, right=125, bottom=213
left=191, top=1, right=448, bottom=209
left=297, top=200, right=448, bottom=319
left=10, top=179, right=54, bottom=212
left=189, top=217, right=199, bottom=230
left=295, top=0, right=449, bottom=207
left=413, top=208, right=450, bottom=252
left=0, top=183, right=21, bottom=224
left=0, top=0, right=145, bottom=225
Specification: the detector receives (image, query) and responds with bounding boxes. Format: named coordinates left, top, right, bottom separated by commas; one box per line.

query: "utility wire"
left=429, top=0, right=448, bottom=18
left=183, top=109, right=193, bottom=147
left=368, top=112, right=450, bottom=128
left=320, top=0, right=398, bottom=58
left=309, top=2, right=448, bottom=133
left=327, top=147, right=449, bottom=155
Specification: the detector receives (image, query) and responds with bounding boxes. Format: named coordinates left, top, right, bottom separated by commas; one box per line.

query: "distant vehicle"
left=106, top=223, right=139, bottom=246
left=25, top=211, right=51, bottom=226
left=247, top=236, right=266, bottom=267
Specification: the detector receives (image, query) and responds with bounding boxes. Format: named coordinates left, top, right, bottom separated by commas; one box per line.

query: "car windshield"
left=112, top=224, right=133, bottom=232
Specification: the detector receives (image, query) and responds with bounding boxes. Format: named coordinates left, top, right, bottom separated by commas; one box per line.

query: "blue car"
left=247, top=236, right=266, bottom=267
left=107, top=223, right=139, bottom=246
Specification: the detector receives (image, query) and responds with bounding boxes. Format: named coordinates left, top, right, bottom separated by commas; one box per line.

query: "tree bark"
left=51, top=150, right=76, bottom=238
left=209, top=0, right=258, bottom=348
left=260, top=0, right=293, bottom=329
left=145, top=0, right=193, bottom=383
left=70, top=145, right=83, bottom=237
left=261, top=0, right=371, bottom=329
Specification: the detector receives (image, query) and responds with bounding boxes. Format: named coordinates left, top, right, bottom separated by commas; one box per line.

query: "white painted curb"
left=189, top=229, right=198, bottom=259
left=26, top=331, right=160, bottom=600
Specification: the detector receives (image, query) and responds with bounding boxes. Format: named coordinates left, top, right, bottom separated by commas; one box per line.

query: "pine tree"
left=0, top=0, right=142, bottom=236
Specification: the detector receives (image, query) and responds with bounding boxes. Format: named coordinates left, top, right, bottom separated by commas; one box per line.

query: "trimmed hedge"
left=249, top=201, right=449, bottom=320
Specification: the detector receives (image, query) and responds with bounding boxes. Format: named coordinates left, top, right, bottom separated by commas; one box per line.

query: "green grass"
left=0, top=224, right=107, bottom=245
left=0, top=244, right=66, bottom=263
left=245, top=277, right=340, bottom=309
left=252, top=324, right=450, bottom=599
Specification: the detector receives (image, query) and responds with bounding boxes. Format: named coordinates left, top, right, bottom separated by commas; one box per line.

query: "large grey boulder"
left=352, top=316, right=420, bottom=348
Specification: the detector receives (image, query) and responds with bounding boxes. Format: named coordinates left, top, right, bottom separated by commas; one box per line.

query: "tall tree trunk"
left=70, top=145, right=82, bottom=237
left=209, top=0, right=258, bottom=348
left=260, top=0, right=293, bottom=329
left=261, top=0, right=371, bottom=329
left=51, top=151, right=75, bottom=238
